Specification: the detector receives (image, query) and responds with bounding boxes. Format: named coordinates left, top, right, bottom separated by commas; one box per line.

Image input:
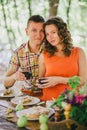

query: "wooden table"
left=0, top=85, right=87, bottom=130
left=0, top=81, right=43, bottom=130
left=0, top=104, right=29, bottom=130
left=0, top=97, right=40, bottom=130
left=0, top=99, right=86, bottom=130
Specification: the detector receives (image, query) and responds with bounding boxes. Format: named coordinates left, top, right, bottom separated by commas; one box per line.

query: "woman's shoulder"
left=72, top=46, right=86, bottom=58
left=73, top=46, right=84, bottom=51
left=78, top=47, right=86, bottom=58
left=73, top=47, right=85, bottom=54
left=72, top=46, right=80, bottom=54
left=73, top=46, right=79, bottom=51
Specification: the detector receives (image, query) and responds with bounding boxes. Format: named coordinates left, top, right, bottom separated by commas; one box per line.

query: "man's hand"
left=12, top=71, right=26, bottom=81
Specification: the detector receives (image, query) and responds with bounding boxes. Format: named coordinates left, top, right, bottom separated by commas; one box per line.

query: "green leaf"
left=51, top=94, right=66, bottom=108
left=68, top=76, right=81, bottom=89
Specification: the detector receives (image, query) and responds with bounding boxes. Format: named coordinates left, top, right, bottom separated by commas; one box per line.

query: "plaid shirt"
left=9, top=42, right=43, bottom=85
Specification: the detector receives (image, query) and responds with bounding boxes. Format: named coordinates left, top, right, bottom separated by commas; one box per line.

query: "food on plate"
left=17, top=115, right=28, bottom=127
left=21, top=96, right=33, bottom=104
left=5, top=113, right=14, bottom=119
left=3, top=89, right=13, bottom=96
left=23, top=106, right=50, bottom=119
left=11, top=96, right=40, bottom=106
left=6, top=108, right=13, bottom=113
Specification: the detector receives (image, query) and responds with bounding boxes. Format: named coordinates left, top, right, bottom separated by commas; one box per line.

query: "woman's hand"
left=38, top=76, right=69, bottom=88
left=38, top=76, right=59, bottom=88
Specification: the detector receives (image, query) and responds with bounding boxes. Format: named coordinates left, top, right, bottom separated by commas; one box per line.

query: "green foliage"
left=0, top=0, right=87, bottom=56
left=50, top=76, right=87, bottom=127
left=51, top=90, right=70, bottom=108
left=70, top=99, right=87, bottom=127
left=79, top=83, right=87, bottom=94
left=68, top=89, right=76, bottom=100
left=68, top=76, right=81, bottom=89
left=51, top=95, right=65, bottom=108
left=79, top=0, right=87, bottom=2
left=51, top=76, right=81, bottom=108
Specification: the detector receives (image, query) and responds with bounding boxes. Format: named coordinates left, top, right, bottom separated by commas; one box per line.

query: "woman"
left=38, top=17, right=86, bottom=101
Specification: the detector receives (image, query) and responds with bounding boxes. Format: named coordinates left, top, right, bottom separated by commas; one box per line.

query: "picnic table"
left=0, top=82, right=87, bottom=130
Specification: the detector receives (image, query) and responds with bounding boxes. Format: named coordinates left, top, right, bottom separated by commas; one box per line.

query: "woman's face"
left=45, top=24, right=61, bottom=46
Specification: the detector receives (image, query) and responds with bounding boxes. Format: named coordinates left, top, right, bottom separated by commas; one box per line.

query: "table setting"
left=0, top=81, right=54, bottom=130
left=0, top=76, right=87, bottom=130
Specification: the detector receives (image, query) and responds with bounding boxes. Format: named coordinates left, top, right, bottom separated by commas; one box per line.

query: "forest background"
left=0, top=0, right=87, bottom=74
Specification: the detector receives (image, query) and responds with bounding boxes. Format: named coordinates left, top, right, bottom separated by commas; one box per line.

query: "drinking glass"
left=22, top=72, right=32, bottom=89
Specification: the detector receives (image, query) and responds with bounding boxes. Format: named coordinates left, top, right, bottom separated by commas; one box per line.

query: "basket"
left=48, top=119, right=87, bottom=130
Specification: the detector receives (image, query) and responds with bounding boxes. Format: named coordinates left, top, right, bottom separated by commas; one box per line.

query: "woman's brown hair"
left=43, top=17, right=73, bottom=56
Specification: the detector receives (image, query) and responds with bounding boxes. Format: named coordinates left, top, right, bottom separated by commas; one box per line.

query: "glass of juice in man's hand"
left=22, top=72, right=32, bottom=89
left=22, top=72, right=32, bottom=80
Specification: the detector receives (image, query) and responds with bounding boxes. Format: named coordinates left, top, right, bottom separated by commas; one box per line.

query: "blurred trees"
left=0, top=0, right=87, bottom=54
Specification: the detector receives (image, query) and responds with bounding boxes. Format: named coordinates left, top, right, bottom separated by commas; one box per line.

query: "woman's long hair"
left=43, top=17, right=73, bottom=56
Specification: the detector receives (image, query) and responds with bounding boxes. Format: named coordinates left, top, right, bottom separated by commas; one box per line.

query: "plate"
left=16, top=106, right=55, bottom=120
left=11, top=95, right=40, bottom=106
left=0, top=89, right=14, bottom=97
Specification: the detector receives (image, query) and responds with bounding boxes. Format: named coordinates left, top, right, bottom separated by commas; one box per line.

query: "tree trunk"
left=26, top=0, right=32, bottom=16
left=48, top=0, right=60, bottom=17
left=66, top=0, right=72, bottom=27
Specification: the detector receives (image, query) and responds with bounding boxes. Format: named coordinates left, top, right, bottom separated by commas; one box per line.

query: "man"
left=4, top=15, right=45, bottom=92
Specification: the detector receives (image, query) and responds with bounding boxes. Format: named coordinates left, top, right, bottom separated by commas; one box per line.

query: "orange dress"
left=41, top=47, right=79, bottom=101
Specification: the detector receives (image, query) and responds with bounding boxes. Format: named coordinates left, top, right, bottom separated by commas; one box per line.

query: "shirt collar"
left=24, top=41, right=43, bottom=55
left=24, top=42, right=30, bottom=52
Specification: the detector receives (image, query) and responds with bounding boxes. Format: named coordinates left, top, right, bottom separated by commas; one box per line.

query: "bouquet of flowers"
left=51, top=76, right=87, bottom=127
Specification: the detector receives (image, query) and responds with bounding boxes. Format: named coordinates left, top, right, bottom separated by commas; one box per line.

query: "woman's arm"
left=78, top=47, right=86, bottom=85
left=38, top=53, right=46, bottom=78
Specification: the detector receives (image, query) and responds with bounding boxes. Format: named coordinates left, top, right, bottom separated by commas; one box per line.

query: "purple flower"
left=65, top=93, right=86, bottom=106
left=75, top=95, right=85, bottom=104
left=67, top=95, right=76, bottom=105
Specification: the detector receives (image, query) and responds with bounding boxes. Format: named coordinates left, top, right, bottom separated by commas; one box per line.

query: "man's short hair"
left=27, top=15, right=45, bottom=27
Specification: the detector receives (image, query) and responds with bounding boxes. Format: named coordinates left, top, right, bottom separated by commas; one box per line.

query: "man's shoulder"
left=14, top=42, right=27, bottom=53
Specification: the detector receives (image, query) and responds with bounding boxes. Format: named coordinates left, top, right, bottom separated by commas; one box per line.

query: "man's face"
left=26, top=21, right=44, bottom=45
